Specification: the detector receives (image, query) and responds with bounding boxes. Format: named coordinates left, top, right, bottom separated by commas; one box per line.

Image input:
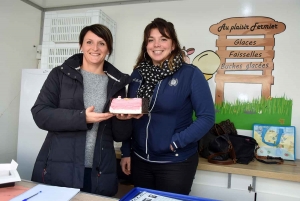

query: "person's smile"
left=152, top=50, right=163, bottom=55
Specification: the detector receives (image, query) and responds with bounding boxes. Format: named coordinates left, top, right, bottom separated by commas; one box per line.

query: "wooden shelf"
left=115, top=150, right=300, bottom=182
left=198, top=157, right=300, bottom=182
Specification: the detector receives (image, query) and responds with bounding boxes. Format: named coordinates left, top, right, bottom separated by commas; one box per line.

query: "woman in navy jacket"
left=31, top=24, right=132, bottom=196
left=120, top=18, right=215, bottom=195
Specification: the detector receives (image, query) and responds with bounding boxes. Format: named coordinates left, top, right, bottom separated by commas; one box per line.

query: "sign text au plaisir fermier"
left=217, top=22, right=278, bottom=33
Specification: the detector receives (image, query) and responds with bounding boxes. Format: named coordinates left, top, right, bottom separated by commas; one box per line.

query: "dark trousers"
left=80, top=168, right=92, bottom=193
left=131, top=152, right=199, bottom=195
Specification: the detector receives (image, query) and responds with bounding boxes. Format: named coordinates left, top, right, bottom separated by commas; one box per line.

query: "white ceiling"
left=29, top=0, right=134, bottom=8
left=22, top=0, right=180, bottom=10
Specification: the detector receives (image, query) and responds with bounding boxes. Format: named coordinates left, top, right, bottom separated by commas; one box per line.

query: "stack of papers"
left=10, top=184, right=80, bottom=201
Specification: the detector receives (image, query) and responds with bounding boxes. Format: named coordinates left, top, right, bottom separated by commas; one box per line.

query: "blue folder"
left=120, top=187, right=219, bottom=201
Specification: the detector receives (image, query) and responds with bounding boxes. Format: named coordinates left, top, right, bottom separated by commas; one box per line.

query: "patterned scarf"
left=137, top=54, right=182, bottom=99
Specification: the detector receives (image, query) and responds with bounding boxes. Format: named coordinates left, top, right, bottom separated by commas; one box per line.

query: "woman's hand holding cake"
left=115, top=113, right=144, bottom=120
left=85, top=106, right=115, bottom=123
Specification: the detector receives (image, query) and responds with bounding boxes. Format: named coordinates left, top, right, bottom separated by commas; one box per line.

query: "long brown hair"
left=134, top=18, right=184, bottom=70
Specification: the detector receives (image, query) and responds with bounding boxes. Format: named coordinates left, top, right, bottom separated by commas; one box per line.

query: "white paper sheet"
left=10, top=184, right=80, bottom=201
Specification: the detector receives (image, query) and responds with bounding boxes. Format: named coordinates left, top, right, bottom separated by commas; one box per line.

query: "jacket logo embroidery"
left=133, top=78, right=142, bottom=83
left=169, top=78, right=178, bottom=86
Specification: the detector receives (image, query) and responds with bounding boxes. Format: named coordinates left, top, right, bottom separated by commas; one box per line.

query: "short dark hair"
left=134, top=18, right=183, bottom=69
left=79, top=24, right=113, bottom=57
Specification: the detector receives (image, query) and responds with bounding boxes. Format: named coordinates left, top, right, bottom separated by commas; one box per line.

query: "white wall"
left=0, top=0, right=41, bottom=163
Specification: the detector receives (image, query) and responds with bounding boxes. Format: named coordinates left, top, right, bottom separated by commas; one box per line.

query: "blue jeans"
left=131, top=152, right=199, bottom=195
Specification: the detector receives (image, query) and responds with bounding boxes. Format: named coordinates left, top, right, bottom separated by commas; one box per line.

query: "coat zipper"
left=103, top=78, right=117, bottom=111
left=136, top=71, right=149, bottom=157
left=97, top=124, right=106, bottom=175
left=145, top=80, right=162, bottom=160
left=42, top=138, right=53, bottom=183
left=95, top=124, right=106, bottom=192
left=95, top=75, right=117, bottom=183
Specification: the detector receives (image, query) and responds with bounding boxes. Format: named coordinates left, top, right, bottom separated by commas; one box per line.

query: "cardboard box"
left=0, top=160, right=21, bottom=188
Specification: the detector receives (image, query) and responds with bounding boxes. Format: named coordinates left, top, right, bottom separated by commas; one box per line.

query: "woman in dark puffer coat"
left=31, top=24, right=132, bottom=196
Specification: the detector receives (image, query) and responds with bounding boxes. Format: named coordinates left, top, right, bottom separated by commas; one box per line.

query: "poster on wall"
left=187, top=16, right=290, bottom=130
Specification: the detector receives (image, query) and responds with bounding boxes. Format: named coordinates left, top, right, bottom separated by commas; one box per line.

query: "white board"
left=17, top=69, right=51, bottom=180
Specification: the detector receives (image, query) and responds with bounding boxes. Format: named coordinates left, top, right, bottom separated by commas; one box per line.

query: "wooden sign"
left=210, top=17, right=285, bottom=35
left=216, top=50, right=274, bottom=59
left=216, top=38, right=275, bottom=47
left=209, top=17, right=286, bottom=104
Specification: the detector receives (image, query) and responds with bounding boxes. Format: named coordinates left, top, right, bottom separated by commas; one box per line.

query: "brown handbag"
left=198, top=119, right=283, bottom=165
left=207, top=135, right=284, bottom=165
left=198, top=119, right=237, bottom=158
left=217, top=119, right=238, bottom=135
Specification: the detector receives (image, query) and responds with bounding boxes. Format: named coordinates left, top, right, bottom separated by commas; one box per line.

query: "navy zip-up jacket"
left=121, top=63, right=215, bottom=162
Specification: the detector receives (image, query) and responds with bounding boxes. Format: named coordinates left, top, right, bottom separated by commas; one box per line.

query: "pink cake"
left=109, top=96, right=149, bottom=114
